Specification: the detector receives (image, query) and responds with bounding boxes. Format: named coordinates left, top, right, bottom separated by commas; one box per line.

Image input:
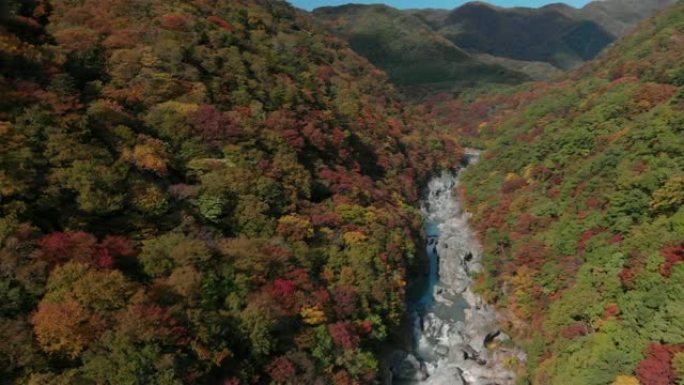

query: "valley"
left=388, top=152, right=525, bottom=385
left=0, top=1, right=682, bottom=385
left=313, top=0, right=678, bottom=94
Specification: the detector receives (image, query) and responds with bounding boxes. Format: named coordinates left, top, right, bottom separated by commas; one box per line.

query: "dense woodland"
left=2, top=0, right=684, bottom=385
left=312, top=0, right=677, bottom=95
left=312, top=4, right=527, bottom=92
left=458, top=3, right=684, bottom=385
left=0, top=1, right=460, bottom=384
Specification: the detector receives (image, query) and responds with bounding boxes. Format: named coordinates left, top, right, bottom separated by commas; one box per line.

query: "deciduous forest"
left=0, top=1, right=459, bottom=383
left=0, top=0, right=682, bottom=385
left=458, top=3, right=684, bottom=384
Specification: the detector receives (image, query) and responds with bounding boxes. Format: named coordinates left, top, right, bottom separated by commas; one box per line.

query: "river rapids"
left=388, top=151, right=525, bottom=385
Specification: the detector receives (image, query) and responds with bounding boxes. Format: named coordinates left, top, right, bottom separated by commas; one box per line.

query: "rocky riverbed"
left=389, top=153, right=526, bottom=385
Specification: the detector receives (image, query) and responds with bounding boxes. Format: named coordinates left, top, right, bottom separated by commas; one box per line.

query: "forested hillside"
left=312, top=4, right=527, bottom=93
left=411, top=0, right=678, bottom=71
left=316, top=0, right=677, bottom=94
left=437, top=2, right=614, bottom=70
left=0, top=1, right=460, bottom=384
left=579, top=0, right=679, bottom=36
left=459, top=3, right=684, bottom=384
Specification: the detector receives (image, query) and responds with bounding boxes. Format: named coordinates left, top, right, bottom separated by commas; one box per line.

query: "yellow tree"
left=31, top=300, right=105, bottom=358
left=612, top=375, right=640, bottom=385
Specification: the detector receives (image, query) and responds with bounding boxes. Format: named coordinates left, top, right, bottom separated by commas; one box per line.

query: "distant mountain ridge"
left=312, top=4, right=528, bottom=94
left=458, top=1, right=684, bottom=383
left=409, top=0, right=678, bottom=37
left=434, top=1, right=615, bottom=69
left=580, top=0, right=680, bottom=36
left=312, top=0, right=678, bottom=92
left=408, top=0, right=678, bottom=69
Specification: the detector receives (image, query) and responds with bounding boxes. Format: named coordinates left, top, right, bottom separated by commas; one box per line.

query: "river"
left=389, top=151, right=525, bottom=385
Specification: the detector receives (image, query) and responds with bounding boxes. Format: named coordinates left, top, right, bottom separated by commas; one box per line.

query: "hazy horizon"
left=289, top=0, right=594, bottom=11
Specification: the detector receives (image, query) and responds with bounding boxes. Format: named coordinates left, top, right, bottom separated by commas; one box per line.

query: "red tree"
left=267, top=278, right=297, bottom=312
left=660, top=243, right=684, bottom=277
left=328, top=322, right=359, bottom=350
left=332, top=286, right=357, bottom=318
left=188, top=105, right=241, bottom=144
left=267, top=356, right=296, bottom=383
left=561, top=324, right=588, bottom=339
left=36, top=232, right=97, bottom=264
left=577, top=228, right=604, bottom=252
left=636, top=344, right=681, bottom=385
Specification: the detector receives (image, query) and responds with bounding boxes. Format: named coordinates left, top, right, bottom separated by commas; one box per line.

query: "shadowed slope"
left=313, top=4, right=528, bottom=92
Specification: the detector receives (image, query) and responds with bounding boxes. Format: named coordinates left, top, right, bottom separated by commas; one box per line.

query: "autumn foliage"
left=636, top=344, right=683, bottom=385
left=0, top=0, right=460, bottom=383
left=460, top=3, right=684, bottom=384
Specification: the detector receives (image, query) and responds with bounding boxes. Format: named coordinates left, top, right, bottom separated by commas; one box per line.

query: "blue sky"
left=289, top=0, right=593, bottom=11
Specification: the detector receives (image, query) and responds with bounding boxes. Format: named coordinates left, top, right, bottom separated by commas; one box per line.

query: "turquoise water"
left=425, top=223, right=440, bottom=238
left=406, top=223, right=440, bottom=309
left=408, top=173, right=468, bottom=320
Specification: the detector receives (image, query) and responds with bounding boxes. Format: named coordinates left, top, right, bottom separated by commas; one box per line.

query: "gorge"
left=1, top=1, right=683, bottom=384
left=390, top=151, right=525, bottom=385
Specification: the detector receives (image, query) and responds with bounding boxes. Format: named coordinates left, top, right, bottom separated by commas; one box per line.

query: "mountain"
left=473, top=53, right=564, bottom=81
left=312, top=4, right=529, bottom=94
left=316, top=0, right=677, bottom=91
left=458, top=2, right=684, bottom=384
left=580, top=0, right=680, bottom=36
left=2, top=0, right=683, bottom=384
left=437, top=1, right=615, bottom=69
left=423, top=0, right=678, bottom=70
left=407, top=8, right=451, bottom=30
left=0, top=0, right=461, bottom=384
